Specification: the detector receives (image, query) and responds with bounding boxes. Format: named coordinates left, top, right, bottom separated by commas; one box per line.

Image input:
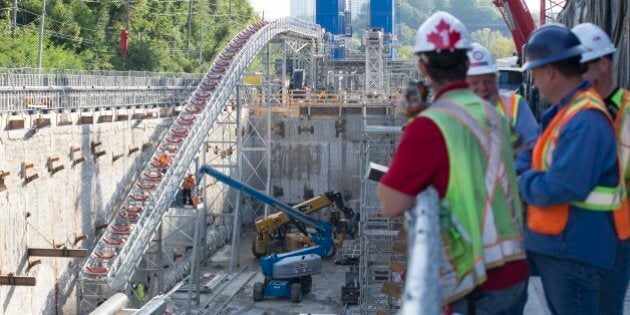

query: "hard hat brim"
left=467, top=66, right=498, bottom=76
left=523, top=45, right=587, bottom=70
left=580, top=47, right=617, bottom=63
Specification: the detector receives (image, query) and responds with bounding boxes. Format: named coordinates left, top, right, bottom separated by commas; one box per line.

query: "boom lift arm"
left=198, top=165, right=334, bottom=302
left=197, top=165, right=334, bottom=259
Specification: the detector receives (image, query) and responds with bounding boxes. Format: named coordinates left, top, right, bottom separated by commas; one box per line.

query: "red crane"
left=492, top=0, right=536, bottom=53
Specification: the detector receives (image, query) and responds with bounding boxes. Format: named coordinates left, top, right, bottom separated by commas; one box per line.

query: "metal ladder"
left=78, top=18, right=323, bottom=313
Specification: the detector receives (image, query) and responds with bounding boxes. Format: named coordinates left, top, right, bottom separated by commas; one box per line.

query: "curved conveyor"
left=79, top=17, right=322, bottom=299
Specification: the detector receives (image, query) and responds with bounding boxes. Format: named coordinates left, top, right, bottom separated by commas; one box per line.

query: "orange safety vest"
left=613, top=89, right=630, bottom=239
left=497, top=92, right=520, bottom=128
left=182, top=176, right=195, bottom=189
left=528, top=87, right=630, bottom=239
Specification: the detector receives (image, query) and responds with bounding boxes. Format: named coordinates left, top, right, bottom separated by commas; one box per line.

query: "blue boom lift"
left=198, top=165, right=334, bottom=303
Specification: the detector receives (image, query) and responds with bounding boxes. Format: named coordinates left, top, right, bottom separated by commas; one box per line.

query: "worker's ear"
left=417, top=59, right=431, bottom=84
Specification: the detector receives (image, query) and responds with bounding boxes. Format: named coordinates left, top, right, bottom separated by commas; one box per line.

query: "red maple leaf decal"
left=426, top=19, right=462, bottom=51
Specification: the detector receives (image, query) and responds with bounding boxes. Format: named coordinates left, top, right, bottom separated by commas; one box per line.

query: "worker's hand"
left=396, top=80, right=429, bottom=118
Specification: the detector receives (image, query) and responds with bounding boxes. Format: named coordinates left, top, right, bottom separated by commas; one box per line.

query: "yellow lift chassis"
left=251, top=191, right=355, bottom=258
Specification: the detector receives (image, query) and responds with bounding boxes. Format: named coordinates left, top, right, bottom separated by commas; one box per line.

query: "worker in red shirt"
left=377, top=11, right=527, bottom=314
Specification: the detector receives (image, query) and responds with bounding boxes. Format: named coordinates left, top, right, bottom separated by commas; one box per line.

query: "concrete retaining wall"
left=0, top=113, right=172, bottom=314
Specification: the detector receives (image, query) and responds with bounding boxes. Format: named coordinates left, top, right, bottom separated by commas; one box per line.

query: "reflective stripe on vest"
left=422, top=90, right=524, bottom=303
left=498, top=93, right=520, bottom=128
left=528, top=88, right=628, bottom=238
left=431, top=101, right=523, bottom=274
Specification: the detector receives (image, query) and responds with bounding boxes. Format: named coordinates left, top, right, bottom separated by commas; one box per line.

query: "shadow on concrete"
left=39, top=112, right=175, bottom=313
left=2, top=252, right=29, bottom=313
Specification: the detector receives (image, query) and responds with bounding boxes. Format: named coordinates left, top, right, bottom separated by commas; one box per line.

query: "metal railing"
left=0, top=68, right=202, bottom=113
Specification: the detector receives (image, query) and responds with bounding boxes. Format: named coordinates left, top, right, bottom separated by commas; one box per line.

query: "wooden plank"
left=0, top=275, right=36, bottom=286
left=389, top=261, right=406, bottom=274
left=28, top=248, right=87, bottom=258
left=392, top=242, right=407, bottom=254
left=380, top=280, right=402, bottom=299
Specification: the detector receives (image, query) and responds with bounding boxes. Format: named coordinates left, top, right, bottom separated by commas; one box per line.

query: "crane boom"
left=492, top=0, right=536, bottom=54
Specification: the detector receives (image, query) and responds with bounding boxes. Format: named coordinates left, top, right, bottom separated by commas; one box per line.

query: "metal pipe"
left=37, top=0, right=46, bottom=70
left=89, top=293, right=129, bottom=315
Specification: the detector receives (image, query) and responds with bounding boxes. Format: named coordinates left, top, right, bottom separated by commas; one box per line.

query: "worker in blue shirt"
left=573, top=22, right=630, bottom=315
left=466, top=42, right=539, bottom=174
left=519, top=24, right=623, bottom=314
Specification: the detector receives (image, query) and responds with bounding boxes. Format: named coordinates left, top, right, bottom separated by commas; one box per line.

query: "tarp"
left=558, top=0, right=629, bottom=88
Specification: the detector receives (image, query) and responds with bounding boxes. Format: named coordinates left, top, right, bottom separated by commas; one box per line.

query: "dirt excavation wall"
left=0, top=112, right=173, bottom=314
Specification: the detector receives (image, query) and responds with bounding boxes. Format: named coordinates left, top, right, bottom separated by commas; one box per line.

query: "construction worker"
left=182, top=174, right=196, bottom=205
left=519, top=23, right=627, bottom=314
left=154, top=153, right=172, bottom=170
left=466, top=42, right=539, bottom=174
left=572, top=22, right=630, bottom=315
left=377, top=11, right=527, bottom=314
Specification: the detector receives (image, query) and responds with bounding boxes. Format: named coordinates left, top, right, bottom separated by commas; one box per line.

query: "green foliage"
left=471, top=28, right=516, bottom=58
left=0, top=0, right=258, bottom=71
left=352, top=0, right=508, bottom=58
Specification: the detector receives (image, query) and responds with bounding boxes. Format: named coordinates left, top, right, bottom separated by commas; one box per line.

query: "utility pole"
left=125, top=0, right=130, bottom=69
left=198, top=30, right=203, bottom=64
left=186, top=0, right=193, bottom=59
left=11, top=0, right=17, bottom=36
left=126, top=0, right=130, bottom=30
left=37, top=0, right=47, bottom=70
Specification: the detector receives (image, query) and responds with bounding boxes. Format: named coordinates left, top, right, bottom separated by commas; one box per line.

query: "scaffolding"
left=364, top=29, right=385, bottom=93
left=359, top=96, right=406, bottom=314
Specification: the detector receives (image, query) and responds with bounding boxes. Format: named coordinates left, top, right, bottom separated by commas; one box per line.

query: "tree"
left=471, top=28, right=516, bottom=58
left=0, top=0, right=258, bottom=72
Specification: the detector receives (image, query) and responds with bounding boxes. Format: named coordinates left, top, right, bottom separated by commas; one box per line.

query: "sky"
left=248, top=0, right=542, bottom=20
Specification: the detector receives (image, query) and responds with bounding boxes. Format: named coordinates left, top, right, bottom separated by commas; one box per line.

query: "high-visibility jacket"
left=155, top=155, right=171, bottom=168
left=610, top=88, right=630, bottom=188
left=182, top=176, right=195, bottom=189
left=421, top=88, right=525, bottom=303
left=497, top=92, right=520, bottom=129
left=610, top=88, right=630, bottom=240
left=528, top=87, right=629, bottom=240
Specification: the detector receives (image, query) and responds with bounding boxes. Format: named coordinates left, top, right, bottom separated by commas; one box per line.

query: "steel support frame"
left=364, top=30, right=385, bottom=93
left=359, top=101, right=405, bottom=314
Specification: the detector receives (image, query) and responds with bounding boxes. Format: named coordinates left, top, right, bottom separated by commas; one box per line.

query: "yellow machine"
left=251, top=191, right=355, bottom=258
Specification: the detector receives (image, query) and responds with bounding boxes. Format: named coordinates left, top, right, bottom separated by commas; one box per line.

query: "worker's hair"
left=549, top=56, right=586, bottom=77
left=418, top=50, right=469, bottom=84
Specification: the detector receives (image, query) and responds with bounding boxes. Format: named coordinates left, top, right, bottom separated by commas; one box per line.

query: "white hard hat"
left=571, top=23, right=616, bottom=63
left=466, top=42, right=497, bottom=76
left=413, top=11, right=472, bottom=54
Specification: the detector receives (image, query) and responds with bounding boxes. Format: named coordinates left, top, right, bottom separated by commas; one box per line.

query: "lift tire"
left=301, top=275, right=312, bottom=294
left=290, top=283, right=302, bottom=303
left=253, top=282, right=264, bottom=302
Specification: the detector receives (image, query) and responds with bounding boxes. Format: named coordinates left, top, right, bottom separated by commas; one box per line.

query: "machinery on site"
left=197, top=165, right=335, bottom=303
left=252, top=190, right=355, bottom=258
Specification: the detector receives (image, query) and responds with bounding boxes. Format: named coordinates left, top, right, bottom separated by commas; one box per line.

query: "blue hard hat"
left=522, top=23, right=587, bottom=70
